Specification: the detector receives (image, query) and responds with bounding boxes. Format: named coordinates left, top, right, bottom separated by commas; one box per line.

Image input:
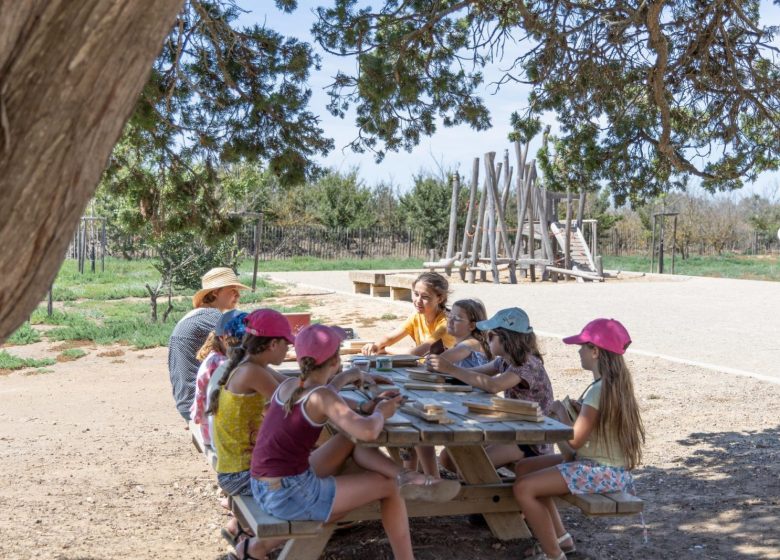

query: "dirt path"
left=0, top=286, right=778, bottom=559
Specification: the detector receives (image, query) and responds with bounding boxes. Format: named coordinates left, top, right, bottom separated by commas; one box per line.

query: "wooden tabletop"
left=339, top=367, right=573, bottom=447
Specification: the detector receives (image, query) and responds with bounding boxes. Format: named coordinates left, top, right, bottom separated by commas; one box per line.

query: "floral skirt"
left=556, top=459, right=633, bottom=494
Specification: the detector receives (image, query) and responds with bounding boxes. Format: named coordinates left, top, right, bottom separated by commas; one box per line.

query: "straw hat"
left=192, top=267, right=250, bottom=308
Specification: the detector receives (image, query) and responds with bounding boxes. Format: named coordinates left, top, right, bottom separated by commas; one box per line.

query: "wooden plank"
left=370, top=285, right=391, bottom=297
left=384, top=274, right=418, bottom=289
left=609, top=491, right=645, bottom=514
left=447, top=445, right=532, bottom=539
left=348, top=271, right=388, bottom=285
left=559, top=493, right=618, bottom=515
left=400, top=404, right=454, bottom=424
left=352, top=281, right=370, bottom=295
left=277, top=526, right=336, bottom=560
left=231, top=496, right=293, bottom=538
left=404, top=382, right=473, bottom=392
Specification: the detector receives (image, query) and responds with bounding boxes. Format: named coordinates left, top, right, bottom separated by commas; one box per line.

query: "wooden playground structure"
left=425, top=141, right=604, bottom=283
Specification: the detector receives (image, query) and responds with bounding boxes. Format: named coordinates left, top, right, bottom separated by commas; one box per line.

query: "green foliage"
left=312, top=1, right=780, bottom=202
left=603, top=254, right=780, bottom=282
left=238, top=256, right=422, bottom=273
left=399, top=174, right=463, bottom=249
left=308, top=170, right=376, bottom=229
left=59, top=348, right=87, bottom=360
left=7, top=323, right=41, bottom=346
left=0, top=351, right=56, bottom=371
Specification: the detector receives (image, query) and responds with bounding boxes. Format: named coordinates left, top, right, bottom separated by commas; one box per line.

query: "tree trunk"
left=0, top=0, right=184, bottom=343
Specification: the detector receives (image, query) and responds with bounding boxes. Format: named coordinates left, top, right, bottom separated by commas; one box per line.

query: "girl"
left=426, top=307, right=554, bottom=471
left=361, top=272, right=456, bottom=477
left=512, top=318, right=645, bottom=560
left=190, top=309, right=247, bottom=447
left=433, top=298, right=492, bottom=369
left=361, top=271, right=456, bottom=357
left=207, top=308, right=294, bottom=548
left=236, top=324, right=461, bottom=560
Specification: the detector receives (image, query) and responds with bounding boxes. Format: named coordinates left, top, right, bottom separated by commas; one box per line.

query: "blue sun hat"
left=476, top=307, right=532, bottom=334
left=216, top=309, right=247, bottom=338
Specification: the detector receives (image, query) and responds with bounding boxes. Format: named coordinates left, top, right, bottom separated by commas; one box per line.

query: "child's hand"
left=370, top=373, right=393, bottom=385
left=361, top=343, right=380, bottom=355
left=425, top=354, right=451, bottom=373
left=375, top=394, right=402, bottom=419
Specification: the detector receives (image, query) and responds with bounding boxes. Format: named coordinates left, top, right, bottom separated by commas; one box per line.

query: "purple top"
left=251, top=383, right=327, bottom=478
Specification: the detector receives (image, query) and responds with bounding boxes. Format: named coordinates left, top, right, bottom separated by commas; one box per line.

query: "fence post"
left=252, top=214, right=263, bottom=291
left=407, top=229, right=412, bottom=258
left=101, top=219, right=106, bottom=272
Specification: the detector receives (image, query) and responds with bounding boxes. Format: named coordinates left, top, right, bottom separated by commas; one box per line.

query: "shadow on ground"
left=233, top=426, right=780, bottom=560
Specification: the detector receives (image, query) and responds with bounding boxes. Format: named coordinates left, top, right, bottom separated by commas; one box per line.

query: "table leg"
left=276, top=526, right=336, bottom=560
left=447, top=445, right=532, bottom=540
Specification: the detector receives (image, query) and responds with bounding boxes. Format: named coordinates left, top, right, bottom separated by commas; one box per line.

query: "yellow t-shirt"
left=576, top=380, right=626, bottom=468
left=213, top=376, right=266, bottom=473
left=401, top=310, right=456, bottom=350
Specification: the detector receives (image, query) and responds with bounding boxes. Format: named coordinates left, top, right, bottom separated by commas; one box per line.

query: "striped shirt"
left=168, top=307, right=221, bottom=421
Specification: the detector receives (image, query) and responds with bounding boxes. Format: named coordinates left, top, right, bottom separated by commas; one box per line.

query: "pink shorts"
left=556, top=459, right=633, bottom=494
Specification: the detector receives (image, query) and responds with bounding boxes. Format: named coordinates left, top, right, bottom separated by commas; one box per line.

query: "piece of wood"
left=490, top=396, right=541, bottom=414
left=404, top=382, right=473, bottom=393
left=558, top=492, right=644, bottom=516
left=464, top=399, right=543, bottom=421
left=413, top=398, right=445, bottom=414
left=400, top=404, right=454, bottom=424
left=407, top=371, right=450, bottom=384
left=447, top=445, right=532, bottom=539
left=348, top=354, right=421, bottom=366
left=277, top=526, right=336, bottom=560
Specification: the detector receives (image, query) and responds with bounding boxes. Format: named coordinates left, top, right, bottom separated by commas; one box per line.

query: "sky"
left=240, top=1, right=780, bottom=199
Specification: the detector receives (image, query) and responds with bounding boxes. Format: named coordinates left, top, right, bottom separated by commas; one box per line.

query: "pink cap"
left=294, top=324, right=347, bottom=366
left=562, top=318, right=632, bottom=355
left=244, top=309, right=295, bottom=344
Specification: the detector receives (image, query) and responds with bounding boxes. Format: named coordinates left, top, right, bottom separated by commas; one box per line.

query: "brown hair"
left=201, top=290, right=218, bottom=305
left=196, top=331, right=226, bottom=361
left=206, top=333, right=276, bottom=416
left=491, top=327, right=543, bottom=367
left=593, top=350, right=645, bottom=470
left=412, top=272, right=449, bottom=311
left=283, top=348, right=340, bottom=416
left=452, top=299, right=492, bottom=360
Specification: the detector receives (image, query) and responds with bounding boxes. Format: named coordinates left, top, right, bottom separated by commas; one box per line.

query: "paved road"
left=263, top=271, right=780, bottom=384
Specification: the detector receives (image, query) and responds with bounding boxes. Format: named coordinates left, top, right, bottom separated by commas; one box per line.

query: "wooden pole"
left=469, top=174, right=489, bottom=283
left=47, top=284, right=53, bottom=317
left=100, top=219, right=106, bottom=272
left=445, top=174, right=460, bottom=263
left=526, top=163, right=537, bottom=282
left=650, top=215, right=656, bottom=273
left=672, top=215, right=678, bottom=274
left=252, top=214, right=263, bottom=290
left=485, top=153, right=517, bottom=283
left=459, top=158, right=479, bottom=280
left=577, top=189, right=586, bottom=231
left=484, top=153, right=500, bottom=283
left=512, top=141, right=529, bottom=261
left=564, top=186, right=572, bottom=271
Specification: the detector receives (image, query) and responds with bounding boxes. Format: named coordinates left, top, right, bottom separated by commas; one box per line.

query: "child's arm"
left=362, top=326, right=408, bottom=355
left=435, top=339, right=479, bottom=365
left=307, top=389, right=401, bottom=442
left=230, top=364, right=280, bottom=400
left=557, top=404, right=599, bottom=460
left=426, top=357, right=511, bottom=393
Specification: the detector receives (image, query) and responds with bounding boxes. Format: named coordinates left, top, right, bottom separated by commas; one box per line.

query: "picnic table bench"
left=348, top=271, right=419, bottom=301
left=188, top=365, right=642, bottom=559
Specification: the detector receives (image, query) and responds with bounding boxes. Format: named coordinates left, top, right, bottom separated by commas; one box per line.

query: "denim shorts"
left=251, top=468, right=337, bottom=522
left=218, top=470, right=252, bottom=496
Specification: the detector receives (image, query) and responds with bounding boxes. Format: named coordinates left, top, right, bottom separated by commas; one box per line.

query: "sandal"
left=397, top=470, right=461, bottom=502
left=526, top=543, right=565, bottom=560
left=221, top=524, right=250, bottom=547
left=229, top=538, right=261, bottom=560
left=557, top=532, right=576, bottom=554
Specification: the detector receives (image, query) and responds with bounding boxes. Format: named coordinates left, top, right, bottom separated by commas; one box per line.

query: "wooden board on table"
left=490, top=396, right=541, bottom=415
left=407, top=371, right=452, bottom=384
left=464, top=399, right=543, bottom=422
left=404, top=382, right=473, bottom=392
left=348, top=354, right=421, bottom=367
left=400, top=404, right=454, bottom=424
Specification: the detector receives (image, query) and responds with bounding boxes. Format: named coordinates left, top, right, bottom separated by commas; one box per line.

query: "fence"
left=234, top=223, right=430, bottom=261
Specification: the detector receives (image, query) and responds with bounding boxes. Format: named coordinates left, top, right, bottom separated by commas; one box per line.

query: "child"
left=207, top=308, right=295, bottom=547
left=235, top=324, right=461, bottom=560
left=433, top=299, right=492, bottom=369
left=361, top=271, right=456, bottom=477
left=512, top=318, right=645, bottom=560
left=361, top=271, right=456, bottom=357
left=190, top=309, right=247, bottom=447
left=426, top=307, right=554, bottom=470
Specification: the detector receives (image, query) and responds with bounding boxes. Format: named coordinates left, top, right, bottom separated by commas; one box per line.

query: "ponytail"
left=206, top=344, right=246, bottom=416
left=196, top=331, right=220, bottom=362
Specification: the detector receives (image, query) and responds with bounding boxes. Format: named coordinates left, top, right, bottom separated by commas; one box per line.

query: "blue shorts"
left=217, top=470, right=252, bottom=496
left=251, top=467, right=337, bottom=522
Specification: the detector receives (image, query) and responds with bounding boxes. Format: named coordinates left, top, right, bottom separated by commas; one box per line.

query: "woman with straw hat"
left=168, top=267, right=249, bottom=422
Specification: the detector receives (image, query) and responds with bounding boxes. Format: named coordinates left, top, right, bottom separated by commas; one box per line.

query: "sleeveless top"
left=454, top=349, right=489, bottom=369
left=251, top=383, right=328, bottom=478
left=213, top=368, right=266, bottom=474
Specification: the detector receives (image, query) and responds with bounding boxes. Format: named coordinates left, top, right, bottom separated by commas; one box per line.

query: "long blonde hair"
left=594, top=350, right=645, bottom=470
left=452, top=299, right=491, bottom=360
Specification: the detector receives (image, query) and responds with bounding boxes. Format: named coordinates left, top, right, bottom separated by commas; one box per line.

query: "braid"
left=284, top=357, right=316, bottom=415
left=206, top=343, right=246, bottom=416
left=473, top=330, right=493, bottom=360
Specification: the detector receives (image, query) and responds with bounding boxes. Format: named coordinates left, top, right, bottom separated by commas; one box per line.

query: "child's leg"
left=514, top=454, right=564, bottom=478
left=438, top=448, right=457, bottom=473
left=513, top=467, right=570, bottom=558
left=402, top=446, right=418, bottom=471
left=309, top=433, right=356, bottom=477
left=485, top=443, right=524, bottom=468
left=328, top=471, right=413, bottom=560
left=234, top=536, right=286, bottom=560
left=415, top=445, right=439, bottom=477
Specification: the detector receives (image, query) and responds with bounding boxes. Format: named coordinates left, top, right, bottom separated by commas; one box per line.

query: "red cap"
left=562, top=318, right=632, bottom=355
left=294, top=324, right=347, bottom=366
left=244, top=309, right=295, bottom=344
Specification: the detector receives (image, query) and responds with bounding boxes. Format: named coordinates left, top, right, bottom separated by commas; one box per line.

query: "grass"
left=0, top=351, right=56, bottom=371
left=58, top=348, right=87, bottom=361
left=603, top=253, right=780, bottom=282
left=6, top=323, right=41, bottom=345
left=239, top=256, right=423, bottom=273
